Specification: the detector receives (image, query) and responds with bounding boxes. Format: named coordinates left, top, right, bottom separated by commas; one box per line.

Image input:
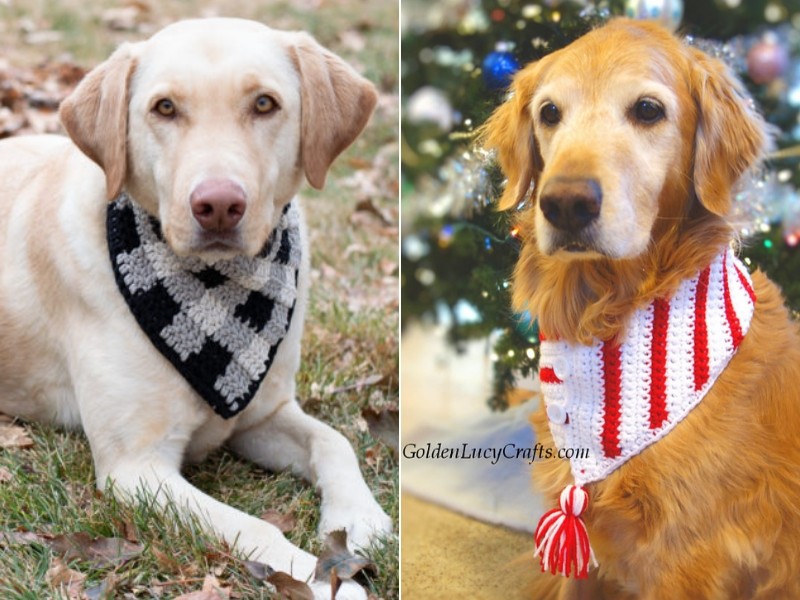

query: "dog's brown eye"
left=254, top=94, right=278, bottom=115
left=633, top=99, right=664, bottom=124
left=154, top=98, right=176, bottom=118
left=540, top=103, right=561, bottom=126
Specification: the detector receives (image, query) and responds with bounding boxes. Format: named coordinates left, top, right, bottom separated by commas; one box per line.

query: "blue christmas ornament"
left=514, top=310, right=539, bottom=339
left=482, top=49, right=520, bottom=90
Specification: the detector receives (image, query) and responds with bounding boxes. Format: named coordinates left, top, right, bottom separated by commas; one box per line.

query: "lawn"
left=0, top=0, right=399, bottom=598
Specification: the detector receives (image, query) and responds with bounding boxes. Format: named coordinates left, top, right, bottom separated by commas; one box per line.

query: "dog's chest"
left=184, top=411, right=239, bottom=463
left=538, top=248, right=755, bottom=486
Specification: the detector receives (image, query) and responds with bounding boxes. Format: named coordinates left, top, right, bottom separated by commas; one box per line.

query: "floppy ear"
left=288, top=33, right=378, bottom=190
left=479, top=63, right=543, bottom=211
left=60, top=43, right=138, bottom=200
left=689, top=47, right=769, bottom=216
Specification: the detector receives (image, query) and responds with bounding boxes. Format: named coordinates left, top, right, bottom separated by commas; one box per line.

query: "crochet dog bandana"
left=534, top=247, right=756, bottom=578
left=107, top=194, right=301, bottom=419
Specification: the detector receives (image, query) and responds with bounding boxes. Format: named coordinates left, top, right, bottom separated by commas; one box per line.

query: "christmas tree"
left=401, top=0, right=800, bottom=409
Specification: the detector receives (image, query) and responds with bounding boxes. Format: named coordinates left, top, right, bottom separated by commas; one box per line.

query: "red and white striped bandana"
left=534, top=247, right=756, bottom=578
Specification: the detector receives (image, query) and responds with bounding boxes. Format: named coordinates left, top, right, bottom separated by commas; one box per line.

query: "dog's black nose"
left=539, top=177, right=602, bottom=234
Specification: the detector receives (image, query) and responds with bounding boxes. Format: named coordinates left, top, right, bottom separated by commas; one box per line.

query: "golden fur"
left=481, top=19, right=800, bottom=599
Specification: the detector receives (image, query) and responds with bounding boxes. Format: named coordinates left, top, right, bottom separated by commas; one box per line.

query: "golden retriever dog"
left=0, top=18, right=390, bottom=600
left=482, top=18, right=800, bottom=599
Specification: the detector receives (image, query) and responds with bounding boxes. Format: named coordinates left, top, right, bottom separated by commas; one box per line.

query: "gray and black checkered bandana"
left=107, top=194, right=300, bottom=419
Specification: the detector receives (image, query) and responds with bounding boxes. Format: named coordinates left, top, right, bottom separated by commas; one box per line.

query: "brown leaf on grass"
left=260, top=508, right=296, bottom=533
left=151, top=544, right=183, bottom=573
left=173, top=574, right=231, bottom=600
left=329, top=568, right=343, bottom=599
left=315, top=530, right=377, bottom=582
left=346, top=277, right=399, bottom=312
left=242, top=559, right=271, bottom=580
left=113, top=518, right=139, bottom=543
left=201, top=573, right=231, bottom=599
left=0, top=530, right=50, bottom=545
left=0, top=59, right=86, bottom=140
left=267, top=571, right=314, bottom=600
left=48, top=532, right=143, bottom=568
left=0, top=466, right=13, bottom=482
left=241, top=560, right=314, bottom=600
left=83, top=574, right=117, bottom=600
left=0, top=423, right=33, bottom=448
left=353, top=198, right=394, bottom=226
left=362, top=406, right=399, bottom=454
left=45, top=556, right=86, bottom=599
left=378, top=258, right=398, bottom=277
left=173, top=592, right=222, bottom=600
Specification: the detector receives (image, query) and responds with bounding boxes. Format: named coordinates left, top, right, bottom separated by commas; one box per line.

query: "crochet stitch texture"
left=107, top=194, right=301, bottom=419
left=538, top=247, right=756, bottom=486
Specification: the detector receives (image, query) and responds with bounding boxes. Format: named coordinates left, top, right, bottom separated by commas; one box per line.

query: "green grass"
left=0, top=1, right=398, bottom=598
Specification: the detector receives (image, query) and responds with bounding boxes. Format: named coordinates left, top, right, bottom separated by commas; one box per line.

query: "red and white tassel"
left=534, top=485, right=597, bottom=578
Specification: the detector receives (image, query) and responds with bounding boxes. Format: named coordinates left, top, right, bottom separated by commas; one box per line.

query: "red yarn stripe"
left=649, top=298, right=670, bottom=429
left=722, top=253, right=744, bottom=349
left=733, top=262, right=756, bottom=304
left=601, top=341, right=622, bottom=458
left=693, top=266, right=711, bottom=391
left=540, top=367, right=563, bottom=384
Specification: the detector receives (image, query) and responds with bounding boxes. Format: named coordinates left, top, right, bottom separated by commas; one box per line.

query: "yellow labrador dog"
left=0, top=18, right=390, bottom=599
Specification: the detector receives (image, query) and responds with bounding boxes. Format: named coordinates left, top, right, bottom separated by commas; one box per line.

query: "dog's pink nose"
left=540, top=177, right=602, bottom=234
left=190, top=179, right=247, bottom=232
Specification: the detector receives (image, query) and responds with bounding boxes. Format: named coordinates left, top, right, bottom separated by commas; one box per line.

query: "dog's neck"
left=515, top=211, right=733, bottom=344
left=537, top=246, right=756, bottom=486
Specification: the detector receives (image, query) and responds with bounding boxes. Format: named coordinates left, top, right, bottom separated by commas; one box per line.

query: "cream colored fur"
left=0, top=18, right=389, bottom=600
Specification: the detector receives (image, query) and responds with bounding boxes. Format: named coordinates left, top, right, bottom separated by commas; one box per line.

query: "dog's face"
left=61, top=18, right=377, bottom=263
left=483, top=19, right=767, bottom=262
left=527, top=38, right=688, bottom=259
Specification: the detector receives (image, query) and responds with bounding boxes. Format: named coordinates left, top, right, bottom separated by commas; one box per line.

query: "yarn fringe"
left=534, top=485, right=597, bottom=578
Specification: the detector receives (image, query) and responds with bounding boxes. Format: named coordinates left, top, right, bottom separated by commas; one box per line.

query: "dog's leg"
left=100, top=456, right=368, bottom=600
left=229, top=400, right=393, bottom=550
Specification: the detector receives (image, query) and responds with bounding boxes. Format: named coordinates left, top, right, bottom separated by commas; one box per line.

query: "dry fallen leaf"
left=315, top=530, right=376, bottom=582
left=0, top=530, right=50, bottom=546
left=353, top=198, right=394, bottom=226
left=48, top=532, right=143, bottom=568
left=346, top=277, right=398, bottom=312
left=242, top=559, right=271, bottom=580
left=46, top=556, right=86, bottom=599
left=113, top=518, right=139, bottom=543
left=83, top=574, right=117, bottom=600
left=266, top=571, right=314, bottom=600
left=260, top=509, right=296, bottom=534
left=362, top=406, right=399, bottom=454
left=173, top=591, right=223, bottom=600
left=0, top=465, right=13, bottom=482
left=172, top=574, right=231, bottom=600
left=378, top=258, right=398, bottom=277
left=0, top=423, right=33, bottom=448
left=241, top=560, right=314, bottom=600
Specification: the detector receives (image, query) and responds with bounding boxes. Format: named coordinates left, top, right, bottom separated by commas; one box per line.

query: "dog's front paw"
left=311, top=579, right=367, bottom=600
left=319, top=496, right=393, bottom=550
